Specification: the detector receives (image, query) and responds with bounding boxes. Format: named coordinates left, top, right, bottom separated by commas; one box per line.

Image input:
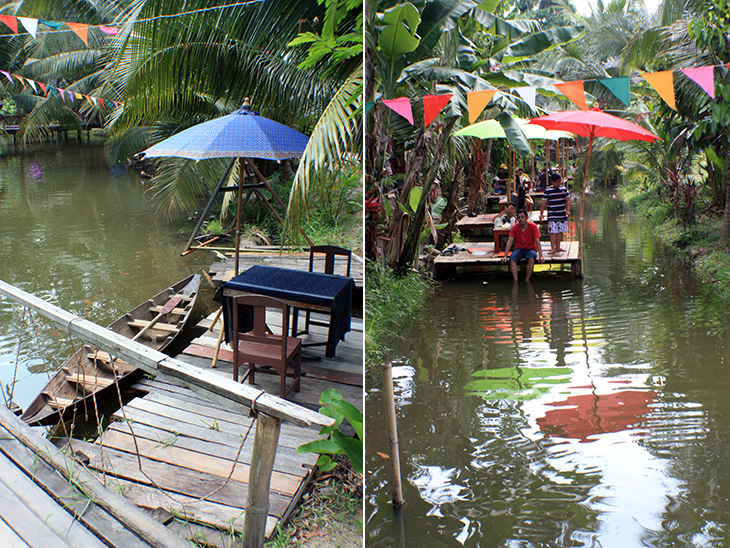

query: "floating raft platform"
left=455, top=211, right=545, bottom=232
left=433, top=240, right=582, bottom=279
left=69, top=308, right=363, bottom=547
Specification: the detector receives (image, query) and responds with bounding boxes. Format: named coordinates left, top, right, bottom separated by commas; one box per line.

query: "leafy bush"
left=297, top=389, right=363, bottom=475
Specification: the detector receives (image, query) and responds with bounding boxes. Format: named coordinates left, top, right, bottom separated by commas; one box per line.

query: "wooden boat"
left=21, top=274, right=201, bottom=426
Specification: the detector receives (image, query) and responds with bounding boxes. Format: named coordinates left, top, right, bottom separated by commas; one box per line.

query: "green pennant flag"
left=364, top=101, right=374, bottom=115
left=599, top=77, right=631, bottom=106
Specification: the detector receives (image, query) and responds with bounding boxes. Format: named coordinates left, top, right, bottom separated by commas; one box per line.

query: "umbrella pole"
left=234, top=158, right=244, bottom=276
left=579, top=134, right=594, bottom=278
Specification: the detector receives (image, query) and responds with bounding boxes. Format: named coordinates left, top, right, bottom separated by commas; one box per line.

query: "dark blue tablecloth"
left=221, top=265, right=353, bottom=358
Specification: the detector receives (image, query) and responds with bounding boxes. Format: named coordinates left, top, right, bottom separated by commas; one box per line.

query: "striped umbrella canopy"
left=141, top=101, right=309, bottom=161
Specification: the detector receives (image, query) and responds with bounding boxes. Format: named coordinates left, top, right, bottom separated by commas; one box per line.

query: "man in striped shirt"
left=540, top=172, right=571, bottom=255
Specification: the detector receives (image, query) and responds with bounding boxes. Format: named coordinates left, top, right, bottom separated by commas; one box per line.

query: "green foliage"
left=201, top=219, right=225, bottom=235
left=297, top=389, right=363, bottom=475
left=365, top=261, right=436, bottom=366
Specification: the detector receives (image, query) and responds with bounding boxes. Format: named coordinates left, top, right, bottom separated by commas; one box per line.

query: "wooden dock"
left=67, top=309, right=363, bottom=546
left=455, top=211, right=544, bottom=232
left=433, top=240, right=582, bottom=278
left=209, top=249, right=364, bottom=290
left=0, top=407, right=187, bottom=548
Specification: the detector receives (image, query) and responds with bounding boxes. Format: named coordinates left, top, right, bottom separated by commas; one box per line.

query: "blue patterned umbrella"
left=141, top=101, right=309, bottom=161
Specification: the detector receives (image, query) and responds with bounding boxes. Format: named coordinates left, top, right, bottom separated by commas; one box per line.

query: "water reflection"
left=366, top=200, right=730, bottom=547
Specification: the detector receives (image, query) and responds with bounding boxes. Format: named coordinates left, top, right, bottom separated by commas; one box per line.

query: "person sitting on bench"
left=501, top=209, right=544, bottom=282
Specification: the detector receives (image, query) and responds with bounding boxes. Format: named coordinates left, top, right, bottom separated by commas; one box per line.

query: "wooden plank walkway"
left=0, top=422, right=158, bottom=548
left=208, top=249, right=364, bottom=290
left=70, top=309, right=363, bottom=546
left=434, top=240, right=581, bottom=278
left=455, top=211, right=544, bottom=231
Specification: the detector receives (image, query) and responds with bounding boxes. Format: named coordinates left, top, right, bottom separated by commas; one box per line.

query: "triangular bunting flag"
left=18, top=17, right=38, bottom=38
left=364, top=101, right=374, bottom=115
left=84, top=94, right=94, bottom=106
left=39, top=20, right=63, bottom=30
left=556, top=81, right=588, bottom=111
left=74, top=92, right=82, bottom=99
left=680, top=66, right=715, bottom=99
left=383, top=97, right=414, bottom=125
left=641, top=70, right=676, bottom=110
left=0, top=16, right=18, bottom=34
left=0, top=71, right=13, bottom=84
left=12, top=75, right=25, bottom=89
left=67, top=90, right=74, bottom=102
left=66, top=22, right=89, bottom=46
left=467, top=89, right=497, bottom=123
left=99, top=25, right=119, bottom=35
left=38, top=82, right=46, bottom=94
left=515, top=86, right=536, bottom=111
left=599, top=77, right=631, bottom=106
left=422, top=94, right=453, bottom=126
left=57, top=87, right=65, bottom=101
left=91, top=96, right=98, bottom=106
left=26, top=79, right=37, bottom=92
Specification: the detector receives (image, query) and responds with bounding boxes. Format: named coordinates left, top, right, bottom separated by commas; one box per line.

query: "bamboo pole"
left=382, top=362, right=404, bottom=507
left=243, top=413, right=282, bottom=548
left=0, top=405, right=190, bottom=548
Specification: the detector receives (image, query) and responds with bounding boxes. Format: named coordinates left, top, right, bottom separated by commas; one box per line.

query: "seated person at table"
left=515, top=168, right=532, bottom=191
left=510, top=176, right=534, bottom=211
left=501, top=209, right=544, bottom=282
left=535, top=165, right=550, bottom=192
left=493, top=176, right=506, bottom=194
left=493, top=163, right=509, bottom=194
left=494, top=202, right=516, bottom=229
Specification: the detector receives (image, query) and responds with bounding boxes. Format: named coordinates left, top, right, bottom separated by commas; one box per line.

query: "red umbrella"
left=537, top=389, right=656, bottom=442
left=529, top=108, right=661, bottom=273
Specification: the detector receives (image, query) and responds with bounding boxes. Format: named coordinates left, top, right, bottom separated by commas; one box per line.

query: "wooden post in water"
left=382, top=362, right=404, bottom=507
left=243, top=412, right=282, bottom=547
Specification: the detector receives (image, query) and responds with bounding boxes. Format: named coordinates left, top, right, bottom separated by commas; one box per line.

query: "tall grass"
left=365, top=263, right=436, bottom=369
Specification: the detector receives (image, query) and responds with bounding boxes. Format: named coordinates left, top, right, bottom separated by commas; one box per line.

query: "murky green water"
left=0, top=143, right=216, bottom=411
left=366, top=198, right=730, bottom=547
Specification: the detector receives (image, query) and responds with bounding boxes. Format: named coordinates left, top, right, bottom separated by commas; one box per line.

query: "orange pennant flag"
left=555, top=81, right=588, bottom=111
left=66, top=22, right=89, bottom=46
left=0, top=16, right=18, bottom=34
left=84, top=94, right=94, bottom=106
left=467, top=90, right=497, bottom=123
left=12, top=74, right=25, bottom=89
left=641, top=70, right=676, bottom=110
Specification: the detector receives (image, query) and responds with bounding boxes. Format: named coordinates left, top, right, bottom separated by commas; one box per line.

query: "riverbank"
left=619, top=185, right=730, bottom=303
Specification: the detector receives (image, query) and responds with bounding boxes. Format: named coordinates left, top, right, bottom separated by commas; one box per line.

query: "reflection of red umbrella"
left=530, top=108, right=661, bottom=273
left=537, top=390, right=656, bottom=442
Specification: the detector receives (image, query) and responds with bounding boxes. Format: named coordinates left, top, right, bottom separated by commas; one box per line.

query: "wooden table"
left=493, top=229, right=511, bottom=253
left=221, top=265, right=353, bottom=358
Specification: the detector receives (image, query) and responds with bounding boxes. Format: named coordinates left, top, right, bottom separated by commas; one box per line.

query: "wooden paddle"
left=131, top=295, right=182, bottom=342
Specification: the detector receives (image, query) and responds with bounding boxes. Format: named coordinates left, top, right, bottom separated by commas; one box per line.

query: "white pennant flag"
left=515, top=86, right=537, bottom=111
left=26, top=79, right=37, bottom=92
left=18, top=17, right=38, bottom=39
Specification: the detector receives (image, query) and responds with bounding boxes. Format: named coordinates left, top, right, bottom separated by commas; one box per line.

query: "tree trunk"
left=396, top=118, right=458, bottom=272
left=721, top=144, right=730, bottom=244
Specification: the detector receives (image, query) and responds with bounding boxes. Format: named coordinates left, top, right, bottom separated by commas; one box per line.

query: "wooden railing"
left=0, top=279, right=335, bottom=548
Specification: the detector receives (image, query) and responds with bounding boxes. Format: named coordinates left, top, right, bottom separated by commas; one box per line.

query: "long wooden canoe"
left=21, top=274, right=201, bottom=426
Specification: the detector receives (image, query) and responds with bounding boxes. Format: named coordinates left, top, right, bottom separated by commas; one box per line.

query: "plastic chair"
left=231, top=294, right=301, bottom=399
left=292, top=246, right=352, bottom=339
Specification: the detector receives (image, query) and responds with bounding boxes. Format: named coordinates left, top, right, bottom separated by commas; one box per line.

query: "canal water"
left=0, top=144, right=216, bottom=413
left=366, top=197, right=730, bottom=547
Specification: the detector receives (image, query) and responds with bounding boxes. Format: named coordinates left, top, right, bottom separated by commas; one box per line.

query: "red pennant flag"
left=422, top=94, right=453, bottom=126
left=0, top=16, right=18, bottom=34
left=66, top=22, right=89, bottom=46
left=383, top=97, right=414, bottom=125
left=38, top=82, right=46, bottom=94
left=556, top=81, right=588, bottom=111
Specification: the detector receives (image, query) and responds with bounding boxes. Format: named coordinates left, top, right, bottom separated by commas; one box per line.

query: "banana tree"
left=366, top=0, right=584, bottom=271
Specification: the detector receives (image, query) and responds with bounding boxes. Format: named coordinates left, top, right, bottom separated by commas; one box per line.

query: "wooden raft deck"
left=209, top=249, right=364, bottom=290
left=70, top=309, right=363, bottom=546
left=434, top=240, right=582, bottom=278
left=0, top=419, right=158, bottom=548
left=455, top=211, right=544, bottom=231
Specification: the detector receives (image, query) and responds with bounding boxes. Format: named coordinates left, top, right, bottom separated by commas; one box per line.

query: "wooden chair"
left=231, top=295, right=301, bottom=399
left=292, top=246, right=351, bottom=340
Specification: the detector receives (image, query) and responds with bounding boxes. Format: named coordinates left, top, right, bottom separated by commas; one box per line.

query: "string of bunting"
left=0, top=71, right=120, bottom=109
left=0, top=16, right=118, bottom=46
left=369, top=62, right=730, bottom=127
